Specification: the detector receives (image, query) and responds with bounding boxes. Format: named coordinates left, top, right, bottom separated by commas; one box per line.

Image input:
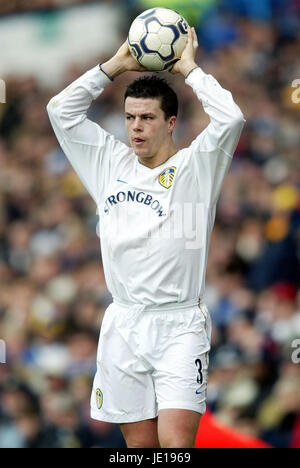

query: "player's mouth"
left=133, top=137, right=146, bottom=146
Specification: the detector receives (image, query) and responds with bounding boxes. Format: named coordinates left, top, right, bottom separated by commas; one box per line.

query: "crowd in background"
left=0, top=0, right=300, bottom=448
left=0, top=0, right=105, bottom=15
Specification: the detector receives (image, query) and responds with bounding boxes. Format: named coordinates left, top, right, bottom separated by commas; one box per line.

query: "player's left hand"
left=169, top=26, right=198, bottom=76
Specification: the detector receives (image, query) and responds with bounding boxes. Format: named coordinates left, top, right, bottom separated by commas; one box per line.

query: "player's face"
left=125, top=97, right=175, bottom=157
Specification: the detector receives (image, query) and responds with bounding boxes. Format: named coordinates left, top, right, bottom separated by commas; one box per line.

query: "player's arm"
left=172, top=27, right=245, bottom=157
left=171, top=28, right=245, bottom=205
left=47, top=40, right=146, bottom=204
left=101, top=39, right=146, bottom=78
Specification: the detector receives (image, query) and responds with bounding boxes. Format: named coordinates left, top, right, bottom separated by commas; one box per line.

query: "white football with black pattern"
left=128, top=8, right=189, bottom=71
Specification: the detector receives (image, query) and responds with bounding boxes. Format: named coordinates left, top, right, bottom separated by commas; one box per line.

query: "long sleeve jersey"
left=47, top=65, right=245, bottom=306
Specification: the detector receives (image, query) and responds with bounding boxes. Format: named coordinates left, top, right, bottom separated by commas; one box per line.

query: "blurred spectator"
left=0, top=0, right=112, bottom=15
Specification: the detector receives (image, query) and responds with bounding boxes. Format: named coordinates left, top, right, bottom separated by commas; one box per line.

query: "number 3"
left=195, top=358, right=203, bottom=384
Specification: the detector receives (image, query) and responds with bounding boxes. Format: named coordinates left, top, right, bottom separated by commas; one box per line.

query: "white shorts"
left=90, top=299, right=211, bottom=424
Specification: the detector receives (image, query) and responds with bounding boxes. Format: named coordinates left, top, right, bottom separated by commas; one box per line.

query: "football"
left=128, top=8, right=189, bottom=71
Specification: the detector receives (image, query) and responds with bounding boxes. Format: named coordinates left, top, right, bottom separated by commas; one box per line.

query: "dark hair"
left=124, top=75, right=178, bottom=120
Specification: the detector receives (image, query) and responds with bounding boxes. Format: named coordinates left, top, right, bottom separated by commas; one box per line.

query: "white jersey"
left=47, top=65, right=245, bottom=306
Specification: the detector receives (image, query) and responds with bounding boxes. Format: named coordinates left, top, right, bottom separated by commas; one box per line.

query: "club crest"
left=158, top=167, right=176, bottom=189
left=96, top=388, right=103, bottom=409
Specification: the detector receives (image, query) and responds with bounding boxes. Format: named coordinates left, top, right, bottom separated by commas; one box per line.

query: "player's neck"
left=138, top=142, right=177, bottom=169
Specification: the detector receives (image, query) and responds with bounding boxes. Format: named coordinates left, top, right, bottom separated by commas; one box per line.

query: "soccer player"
left=47, top=27, right=245, bottom=448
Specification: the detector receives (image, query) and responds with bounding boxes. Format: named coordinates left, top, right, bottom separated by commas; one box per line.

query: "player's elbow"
left=46, top=96, right=61, bottom=118
left=218, top=110, right=245, bottom=152
left=227, top=110, right=245, bottom=138
left=231, top=108, right=245, bottom=128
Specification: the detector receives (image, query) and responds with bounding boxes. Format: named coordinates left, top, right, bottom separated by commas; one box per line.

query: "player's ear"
left=168, top=116, right=177, bottom=133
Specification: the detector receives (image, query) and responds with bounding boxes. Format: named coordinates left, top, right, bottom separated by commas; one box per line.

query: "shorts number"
left=195, top=358, right=203, bottom=384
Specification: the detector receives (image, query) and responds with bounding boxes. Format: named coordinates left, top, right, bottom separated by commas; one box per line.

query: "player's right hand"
left=101, top=40, right=147, bottom=79
left=115, top=40, right=148, bottom=73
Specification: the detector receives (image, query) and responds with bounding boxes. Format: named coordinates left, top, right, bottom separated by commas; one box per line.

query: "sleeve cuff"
left=98, top=63, right=114, bottom=82
left=185, top=66, right=206, bottom=85
left=80, top=65, right=112, bottom=100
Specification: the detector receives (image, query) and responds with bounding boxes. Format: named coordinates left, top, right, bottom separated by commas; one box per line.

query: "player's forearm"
left=186, top=68, right=245, bottom=156
left=101, top=56, right=127, bottom=80
left=47, top=66, right=111, bottom=133
left=47, top=65, right=117, bottom=205
left=187, top=68, right=245, bottom=126
left=177, top=60, right=198, bottom=79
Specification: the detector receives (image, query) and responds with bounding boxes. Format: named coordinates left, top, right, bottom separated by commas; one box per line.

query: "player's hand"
left=115, top=40, right=147, bottom=73
left=101, top=40, right=147, bottom=79
left=169, top=26, right=198, bottom=76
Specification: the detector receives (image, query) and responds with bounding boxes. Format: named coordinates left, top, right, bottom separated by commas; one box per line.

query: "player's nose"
left=133, top=117, right=143, bottom=131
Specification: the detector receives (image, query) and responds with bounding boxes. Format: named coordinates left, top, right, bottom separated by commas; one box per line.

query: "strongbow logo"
left=159, top=167, right=176, bottom=189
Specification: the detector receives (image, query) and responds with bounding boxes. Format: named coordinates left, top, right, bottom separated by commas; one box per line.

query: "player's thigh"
left=153, top=325, right=210, bottom=416
left=91, top=304, right=157, bottom=424
left=158, top=409, right=202, bottom=448
left=120, top=417, right=160, bottom=448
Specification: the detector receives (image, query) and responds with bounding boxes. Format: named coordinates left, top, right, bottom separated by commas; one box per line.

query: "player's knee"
left=125, top=436, right=160, bottom=448
left=120, top=418, right=160, bottom=448
left=160, top=434, right=196, bottom=449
